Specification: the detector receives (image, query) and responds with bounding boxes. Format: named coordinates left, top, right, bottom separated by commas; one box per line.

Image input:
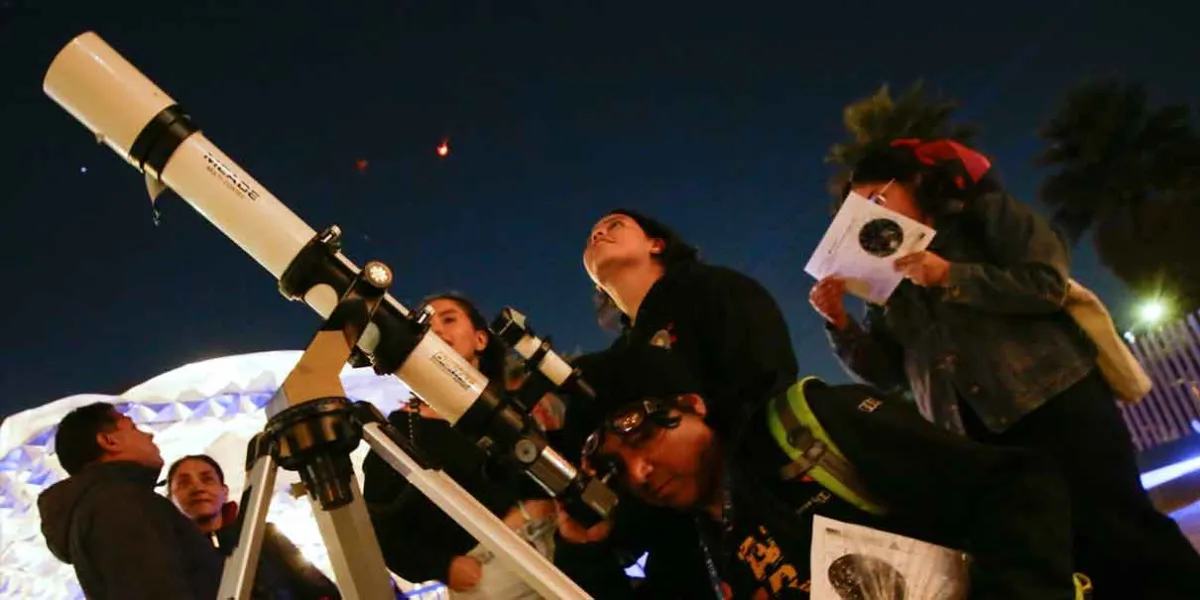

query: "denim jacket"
left=827, top=190, right=1097, bottom=434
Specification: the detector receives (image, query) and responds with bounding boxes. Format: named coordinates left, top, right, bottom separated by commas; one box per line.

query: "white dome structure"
left=0, top=350, right=447, bottom=599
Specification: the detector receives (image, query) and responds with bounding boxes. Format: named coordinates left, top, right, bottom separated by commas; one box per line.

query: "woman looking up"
left=583, top=209, right=798, bottom=434
left=579, top=209, right=799, bottom=599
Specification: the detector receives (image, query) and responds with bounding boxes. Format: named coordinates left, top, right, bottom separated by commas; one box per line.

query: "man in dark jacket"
left=560, top=345, right=1086, bottom=600
left=37, top=402, right=223, bottom=599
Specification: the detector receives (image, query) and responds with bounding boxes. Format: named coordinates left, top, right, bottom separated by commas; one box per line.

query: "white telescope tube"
left=44, top=34, right=495, bottom=421
left=43, top=33, right=618, bottom=524
left=45, top=34, right=496, bottom=422
left=43, top=22, right=617, bottom=496
left=46, top=33, right=489, bottom=419
left=492, top=307, right=596, bottom=401
left=42, top=32, right=603, bottom=599
left=45, top=32, right=318, bottom=290
left=496, top=308, right=576, bottom=385
left=513, top=334, right=575, bottom=386
left=45, top=32, right=488, bottom=424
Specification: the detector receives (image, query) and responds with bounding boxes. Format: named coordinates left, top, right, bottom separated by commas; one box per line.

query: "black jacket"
left=363, top=411, right=531, bottom=582
left=212, top=502, right=342, bottom=600
left=362, top=410, right=632, bottom=598
left=595, top=263, right=800, bottom=599
left=717, top=380, right=1076, bottom=600
left=38, top=461, right=223, bottom=600
left=611, top=263, right=799, bottom=437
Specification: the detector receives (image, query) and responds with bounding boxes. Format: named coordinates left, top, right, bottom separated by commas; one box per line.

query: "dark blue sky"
left=1, top=1, right=1196, bottom=417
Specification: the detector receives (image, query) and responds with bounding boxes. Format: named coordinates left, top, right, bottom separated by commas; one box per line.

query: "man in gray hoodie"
left=37, top=402, right=223, bottom=599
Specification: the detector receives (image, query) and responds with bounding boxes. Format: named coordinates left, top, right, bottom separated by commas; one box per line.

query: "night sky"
left=1, top=1, right=1196, bottom=418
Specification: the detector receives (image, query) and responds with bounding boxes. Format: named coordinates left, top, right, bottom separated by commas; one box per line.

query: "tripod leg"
left=308, top=473, right=395, bottom=600
left=361, top=422, right=590, bottom=600
left=217, top=434, right=279, bottom=600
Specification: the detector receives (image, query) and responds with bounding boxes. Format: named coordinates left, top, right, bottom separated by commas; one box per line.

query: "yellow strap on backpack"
left=769, top=380, right=1090, bottom=598
left=765, top=378, right=884, bottom=515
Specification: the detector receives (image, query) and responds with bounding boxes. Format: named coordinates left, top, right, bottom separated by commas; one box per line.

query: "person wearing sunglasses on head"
left=558, top=343, right=1090, bottom=600
left=810, top=139, right=1200, bottom=599
left=580, top=209, right=800, bottom=598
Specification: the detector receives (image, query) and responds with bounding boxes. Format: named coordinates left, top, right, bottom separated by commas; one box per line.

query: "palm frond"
left=824, top=79, right=977, bottom=200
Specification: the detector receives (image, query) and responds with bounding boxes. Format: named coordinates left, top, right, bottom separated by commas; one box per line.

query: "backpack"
left=767, top=377, right=1095, bottom=600
left=765, top=378, right=884, bottom=515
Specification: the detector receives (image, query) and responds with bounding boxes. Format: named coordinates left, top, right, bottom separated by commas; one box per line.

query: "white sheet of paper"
left=809, top=515, right=969, bottom=600
left=804, top=192, right=936, bottom=305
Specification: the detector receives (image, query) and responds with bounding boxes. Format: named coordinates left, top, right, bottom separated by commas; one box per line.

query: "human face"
left=589, top=395, right=718, bottom=511
left=169, top=459, right=229, bottom=522
left=427, top=298, right=488, bottom=367
left=98, top=413, right=163, bottom=470
left=851, top=179, right=926, bottom=223
left=582, top=213, right=662, bottom=285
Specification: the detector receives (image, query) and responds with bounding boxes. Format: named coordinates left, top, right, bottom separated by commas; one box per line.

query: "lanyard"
left=696, top=461, right=736, bottom=600
left=696, top=521, right=727, bottom=600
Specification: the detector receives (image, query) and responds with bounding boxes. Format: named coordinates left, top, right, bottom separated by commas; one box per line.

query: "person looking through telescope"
left=362, top=293, right=630, bottom=599
left=558, top=344, right=1088, bottom=600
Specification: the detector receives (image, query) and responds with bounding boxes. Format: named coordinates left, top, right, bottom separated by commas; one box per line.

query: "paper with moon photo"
left=810, top=515, right=969, bottom=600
left=804, top=192, right=936, bottom=305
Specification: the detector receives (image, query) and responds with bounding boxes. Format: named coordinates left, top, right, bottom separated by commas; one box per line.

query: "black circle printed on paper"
left=828, top=553, right=906, bottom=600
left=858, top=218, right=905, bottom=258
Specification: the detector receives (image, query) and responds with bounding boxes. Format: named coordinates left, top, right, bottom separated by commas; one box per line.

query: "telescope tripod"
left=215, top=259, right=591, bottom=600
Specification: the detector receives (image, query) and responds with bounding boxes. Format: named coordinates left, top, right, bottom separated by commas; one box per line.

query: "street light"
left=1137, top=298, right=1168, bottom=325
left=1125, top=298, right=1170, bottom=340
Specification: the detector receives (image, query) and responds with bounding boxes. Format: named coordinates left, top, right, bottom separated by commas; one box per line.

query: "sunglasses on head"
left=864, top=179, right=897, bottom=205
left=582, top=397, right=683, bottom=463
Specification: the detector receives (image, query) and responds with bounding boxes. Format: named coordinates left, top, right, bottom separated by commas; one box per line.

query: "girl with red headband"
left=809, top=139, right=1200, bottom=598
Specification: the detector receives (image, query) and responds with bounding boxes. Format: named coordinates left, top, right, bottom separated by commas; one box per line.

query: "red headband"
left=891, top=138, right=992, bottom=187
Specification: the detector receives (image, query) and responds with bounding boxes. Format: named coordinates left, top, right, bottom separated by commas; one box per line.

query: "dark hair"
left=166, top=454, right=226, bottom=488
left=845, top=140, right=1003, bottom=219
left=421, top=292, right=506, bottom=383
left=54, top=402, right=120, bottom=476
left=591, top=209, right=701, bottom=328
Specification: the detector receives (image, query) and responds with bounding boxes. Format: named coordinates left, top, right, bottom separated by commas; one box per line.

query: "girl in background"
left=362, top=293, right=630, bottom=599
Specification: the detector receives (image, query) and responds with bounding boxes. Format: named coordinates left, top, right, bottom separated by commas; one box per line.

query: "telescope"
left=492, top=306, right=598, bottom=416
left=44, top=31, right=615, bottom=599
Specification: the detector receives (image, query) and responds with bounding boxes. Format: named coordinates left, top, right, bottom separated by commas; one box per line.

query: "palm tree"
left=825, top=80, right=979, bottom=198
left=1090, top=196, right=1200, bottom=317
left=1037, top=79, right=1200, bottom=312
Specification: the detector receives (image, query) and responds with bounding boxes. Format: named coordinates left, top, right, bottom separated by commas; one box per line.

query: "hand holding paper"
left=893, top=251, right=951, bottom=288
left=805, top=192, right=937, bottom=305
